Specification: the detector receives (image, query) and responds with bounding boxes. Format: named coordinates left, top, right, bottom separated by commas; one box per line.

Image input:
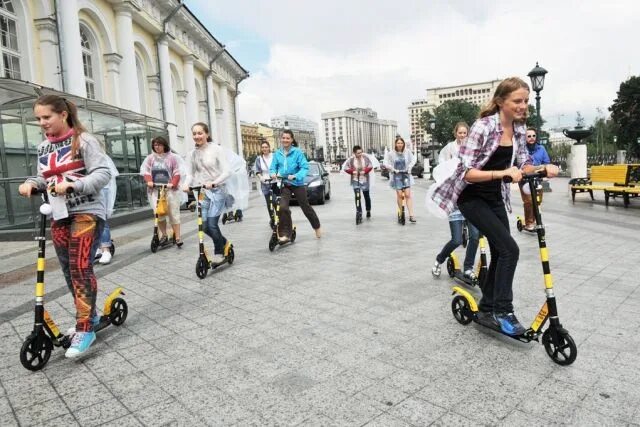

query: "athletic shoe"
left=175, top=238, right=184, bottom=248
left=463, top=270, right=476, bottom=281
left=493, top=312, right=526, bottom=336
left=409, top=216, right=417, bottom=223
left=431, top=261, right=441, bottom=277
left=65, top=331, right=96, bottom=358
left=314, top=228, right=322, bottom=239
left=98, top=251, right=112, bottom=264
left=66, top=314, right=101, bottom=336
left=210, top=254, right=225, bottom=264
left=366, top=211, right=371, bottom=219
left=159, top=236, right=169, bottom=246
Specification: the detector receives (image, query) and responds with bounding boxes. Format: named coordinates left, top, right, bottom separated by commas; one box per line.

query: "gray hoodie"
left=26, top=132, right=112, bottom=219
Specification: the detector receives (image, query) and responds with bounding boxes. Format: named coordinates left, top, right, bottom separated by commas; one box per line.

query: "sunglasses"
left=526, top=135, right=536, bottom=138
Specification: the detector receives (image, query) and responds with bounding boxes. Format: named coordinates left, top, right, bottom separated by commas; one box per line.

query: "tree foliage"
left=525, top=105, right=546, bottom=130
left=610, top=76, right=640, bottom=155
left=419, top=100, right=479, bottom=146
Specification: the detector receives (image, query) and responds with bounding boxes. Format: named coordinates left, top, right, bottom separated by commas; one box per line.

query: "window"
left=0, top=0, right=20, bottom=79
left=80, top=27, right=96, bottom=99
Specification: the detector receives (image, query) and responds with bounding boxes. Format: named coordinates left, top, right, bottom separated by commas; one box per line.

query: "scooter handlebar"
left=502, top=168, right=547, bottom=183
left=189, top=184, right=216, bottom=191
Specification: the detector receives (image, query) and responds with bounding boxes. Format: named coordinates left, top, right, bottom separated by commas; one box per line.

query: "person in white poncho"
left=341, top=145, right=377, bottom=219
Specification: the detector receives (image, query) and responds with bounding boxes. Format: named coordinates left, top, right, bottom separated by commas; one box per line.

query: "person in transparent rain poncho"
left=216, top=138, right=250, bottom=221
left=341, top=145, right=379, bottom=219
left=384, top=136, right=417, bottom=222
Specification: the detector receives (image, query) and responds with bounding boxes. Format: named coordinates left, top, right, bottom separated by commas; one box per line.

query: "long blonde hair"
left=479, top=77, right=530, bottom=120
left=34, top=95, right=87, bottom=158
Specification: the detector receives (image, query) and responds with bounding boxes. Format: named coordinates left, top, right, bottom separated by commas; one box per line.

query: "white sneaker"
left=210, top=254, right=225, bottom=264
left=431, top=261, right=441, bottom=277
left=98, top=251, right=112, bottom=264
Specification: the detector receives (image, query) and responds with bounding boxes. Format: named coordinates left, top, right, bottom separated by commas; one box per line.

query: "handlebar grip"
left=30, top=187, right=45, bottom=195
left=502, top=176, right=513, bottom=183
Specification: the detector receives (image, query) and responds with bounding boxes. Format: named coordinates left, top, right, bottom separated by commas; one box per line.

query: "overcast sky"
left=188, top=0, right=639, bottom=141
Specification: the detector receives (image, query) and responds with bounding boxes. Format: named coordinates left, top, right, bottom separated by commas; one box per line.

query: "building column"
left=198, top=101, right=208, bottom=122
left=233, top=93, right=243, bottom=156
left=219, top=83, right=232, bottom=149
left=56, top=0, right=85, bottom=96
left=103, top=53, right=122, bottom=107
left=114, top=2, right=140, bottom=112
left=182, top=55, right=198, bottom=128
left=176, top=90, right=188, bottom=154
left=147, top=75, right=162, bottom=119
left=34, top=18, right=61, bottom=90
left=157, top=35, right=177, bottom=147
left=205, top=74, right=218, bottom=138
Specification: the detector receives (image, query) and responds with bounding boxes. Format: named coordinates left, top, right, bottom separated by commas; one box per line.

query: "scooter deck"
left=451, top=270, right=479, bottom=288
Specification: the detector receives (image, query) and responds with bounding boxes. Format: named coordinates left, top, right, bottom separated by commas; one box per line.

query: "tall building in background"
left=321, top=108, right=397, bottom=162
left=271, top=115, right=318, bottom=138
left=426, top=79, right=502, bottom=109
left=408, top=99, right=429, bottom=148
left=240, top=122, right=261, bottom=158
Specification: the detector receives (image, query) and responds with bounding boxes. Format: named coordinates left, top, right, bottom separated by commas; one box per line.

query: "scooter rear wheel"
left=446, top=257, right=455, bottom=278
left=195, top=257, right=209, bottom=279
left=20, top=332, right=53, bottom=371
left=227, top=246, right=235, bottom=264
left=222, top=213, right=228, bottom=224
left=110, top=298, right=128, bottom=326
left=109, top=241, right=115, bottom=256
left=516, top=219, right=523, bottom=232
left=451, top=295, right=473, bottom=325
left=542, top=328, right=577, bottom=366
left=291, top=228, right=297, bottom=243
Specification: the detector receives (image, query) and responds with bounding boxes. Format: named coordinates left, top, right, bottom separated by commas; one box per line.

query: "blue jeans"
left=203, top=215, right=227, bottom=255
left=436, top=220, right=480, bottom=271
left=100, top=222, right=112, bottom=248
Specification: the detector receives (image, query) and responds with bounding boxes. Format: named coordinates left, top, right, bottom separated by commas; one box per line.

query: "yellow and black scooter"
left=264, top=177, right=297, bottom=251
left=516, top=178, right=543, bottom=233
left=450, top=170, right=577, bottom=366
left=20, top=188, right=128, bottom=371
left=396, top=171, right=410, bottom=225
left=447, top=230, right=488, bottom=288
left=150, top=184, right=175, bottom=253
left=354, top=171, right=363, bottom=225
left=190, top=186, right=235, bottom=279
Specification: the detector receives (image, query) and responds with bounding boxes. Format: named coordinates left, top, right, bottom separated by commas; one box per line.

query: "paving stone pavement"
left=1, top=173, right=640, bottom=426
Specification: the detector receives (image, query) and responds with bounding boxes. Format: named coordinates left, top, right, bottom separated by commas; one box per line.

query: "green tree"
left=419, top=100, right=479, bottom=147
left=610, top=76, right=640, bottom=156
left=526, top=105, right=546, bottom=130
left=584, top=116, right=619, bottom=157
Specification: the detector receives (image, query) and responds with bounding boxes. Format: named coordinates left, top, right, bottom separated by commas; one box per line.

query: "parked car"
left=291, top=161, right=331, bottom=205
left=380, top=163, right=424, bottom=179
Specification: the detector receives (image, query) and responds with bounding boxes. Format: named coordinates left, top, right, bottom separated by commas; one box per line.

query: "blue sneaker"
left=66, top=314, right=100, bottom=336
left=65, top=331, right=96, bottom=358
left=493, top=312, right=526, bottom=336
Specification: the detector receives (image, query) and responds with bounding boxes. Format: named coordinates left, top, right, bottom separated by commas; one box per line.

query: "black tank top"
left=459, top=145, right=513, bottom=202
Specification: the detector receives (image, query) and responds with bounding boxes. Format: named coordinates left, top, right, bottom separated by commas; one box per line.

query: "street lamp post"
left=528, top=62, right=548, bottom=144
left=428, top=118, right=436, bottom=164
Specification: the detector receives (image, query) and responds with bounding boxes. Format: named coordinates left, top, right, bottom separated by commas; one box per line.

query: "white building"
left=407, top=99, right=429, bottom=148
left=1, top=0, right=248, bottom=155
left=271, top=115, right=318, bottom=138
left=426, top=79, right=502, bottom=109
left=548, top=131, right=575, bottom=148
left=321, top=107, right=397, bottom=160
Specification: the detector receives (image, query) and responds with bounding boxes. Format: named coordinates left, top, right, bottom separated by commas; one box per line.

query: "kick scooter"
left=20, top=188, right=128, bottom=371
left=150, top=184, right=175, bottom=253
left=354, top=171, right=363, bottom=225
left=446, top=233, right=488, bottom=288
left=222, top=209, right=243, bottom=225
left=396, top=171, right=410, bottom=225
left=516, top=177, right=544, bottom=233
left=265, top=177, right=297, bottom=251
left=450, top=170, right=577, bottom=366
left=190, top=186, right=235, bottom=279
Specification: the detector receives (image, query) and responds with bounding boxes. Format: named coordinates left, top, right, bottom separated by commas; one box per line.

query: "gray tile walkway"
left=1, top=173, right=640, bottom=426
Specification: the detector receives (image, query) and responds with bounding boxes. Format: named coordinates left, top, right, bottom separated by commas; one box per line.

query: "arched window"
left=0, top=0, right=21, bottom=78
left=80, top=25, right=96, bottom=99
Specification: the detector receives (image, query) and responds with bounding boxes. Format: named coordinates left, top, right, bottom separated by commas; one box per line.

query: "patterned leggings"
left=51, top=214, right=102, bottom=332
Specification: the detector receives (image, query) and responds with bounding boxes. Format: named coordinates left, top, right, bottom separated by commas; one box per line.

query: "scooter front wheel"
left=195, top=257, right=209, bottom=279
left=291, top=228, right=297, bottom=243
left=150, top=236, right=159, bottom=253
left=109, top=298, right=128, bottom=326
left=20, top=332, right=53, bottom=371
left=516, top=219, right=523, bottom=232
left=542, top=328, right=577, bottom=366
left=227, top=246, right=235, bottom=265
left=451, top=295, right=473, bottom=325
left=268, top=235, right=277, bottom=252
left=222, top=213, right=228, bottom=224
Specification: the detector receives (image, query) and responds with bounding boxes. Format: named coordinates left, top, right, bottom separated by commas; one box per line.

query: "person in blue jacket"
left=270, top=130, right=321, bottom=241
left=520, top=127, right=550, bottom=231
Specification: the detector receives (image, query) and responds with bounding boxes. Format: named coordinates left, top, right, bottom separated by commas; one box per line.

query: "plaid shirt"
left=431, top=112, right=531, bottom=214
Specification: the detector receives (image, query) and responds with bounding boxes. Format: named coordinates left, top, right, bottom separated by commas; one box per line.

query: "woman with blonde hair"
left=385, top=136, right=416, bottom=223
left=429, top=77, right=559, bottom=336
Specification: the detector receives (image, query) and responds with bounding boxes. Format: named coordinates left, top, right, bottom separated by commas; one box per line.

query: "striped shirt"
left=430, top=112, right=531, bottom=214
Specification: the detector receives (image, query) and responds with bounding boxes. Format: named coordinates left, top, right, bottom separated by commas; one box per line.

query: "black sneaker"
left=366, top=211, right=371, bottom=218
left=493, top=312, right=526, bottom=336
left=159, top=236, right=169, bottom=246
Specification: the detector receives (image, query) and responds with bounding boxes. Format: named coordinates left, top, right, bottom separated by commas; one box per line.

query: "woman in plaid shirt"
left=430, top=77, right=559, bottom=336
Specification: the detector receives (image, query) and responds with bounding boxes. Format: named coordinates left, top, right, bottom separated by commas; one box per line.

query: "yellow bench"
left=570, top=165, right=628, bottom=203
left=605, top=164, right=640, bottom=207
